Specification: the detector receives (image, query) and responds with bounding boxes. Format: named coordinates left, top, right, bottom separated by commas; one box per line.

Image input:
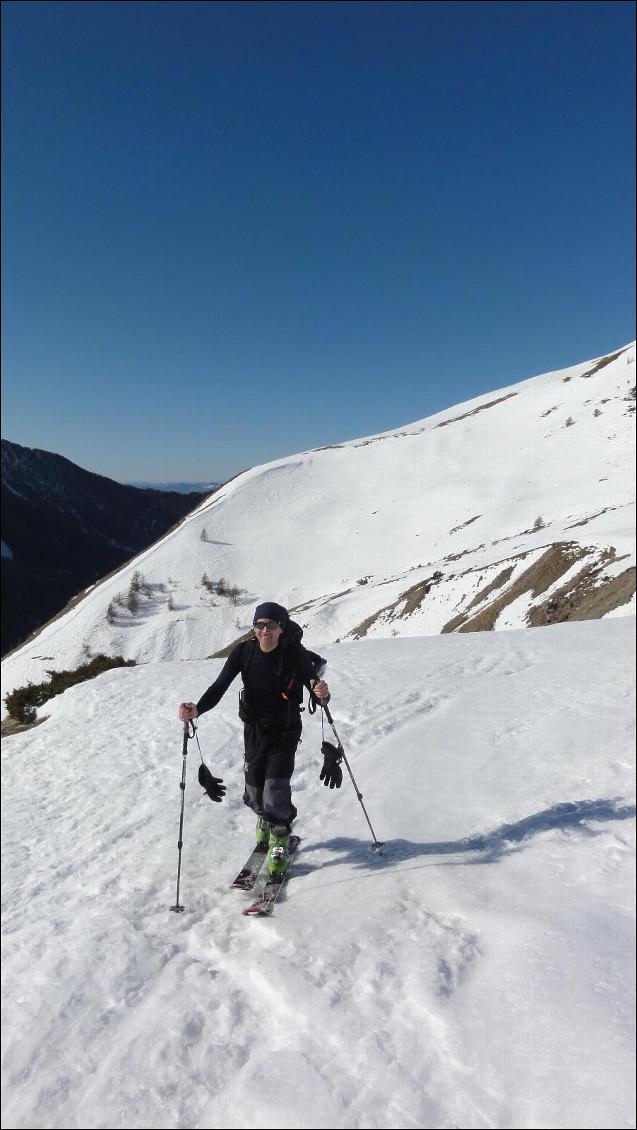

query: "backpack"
left=239, top=620, right=326, bottom=708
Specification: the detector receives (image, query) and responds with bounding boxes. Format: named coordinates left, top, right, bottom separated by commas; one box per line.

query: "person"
left=178, top=601, right=331, bottom=878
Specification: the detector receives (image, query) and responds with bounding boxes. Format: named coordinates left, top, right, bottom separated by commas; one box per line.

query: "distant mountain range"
left=1, top=343, right=634, bottom=703
left=127, top=482, right=221, bottom=494
left=1, top=440, right=211, bottom=655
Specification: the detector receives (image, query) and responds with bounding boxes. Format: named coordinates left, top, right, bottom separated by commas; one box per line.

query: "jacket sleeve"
left=196, top=644, right=243, bottom=716
left=306, top=649, right=327, bottom=679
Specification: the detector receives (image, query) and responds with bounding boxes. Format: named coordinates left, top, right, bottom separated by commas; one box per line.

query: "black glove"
left=198, top=763, right=226, bottom=803
left=319, top=741, right=343, bottom=789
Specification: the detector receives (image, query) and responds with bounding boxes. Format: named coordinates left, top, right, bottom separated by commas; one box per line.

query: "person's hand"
left=311, top=679, right=330, bottom=701
left=179, top=702, right=199, bottom=722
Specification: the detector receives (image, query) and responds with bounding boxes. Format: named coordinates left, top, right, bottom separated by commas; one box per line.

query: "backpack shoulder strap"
left=286, top=641, right=321, bottom=688
left=239, top=636, right=258, bottom=677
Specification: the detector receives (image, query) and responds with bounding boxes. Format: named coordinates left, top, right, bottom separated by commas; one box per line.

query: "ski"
left=242, top=835, right=301, bottom=917
left=229, top=843, right=269, bottom=891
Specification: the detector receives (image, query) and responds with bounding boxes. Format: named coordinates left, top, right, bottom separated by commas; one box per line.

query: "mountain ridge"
left=2, top=342, right=634, bottom=709
left=1, top=439, right=211, bottom=655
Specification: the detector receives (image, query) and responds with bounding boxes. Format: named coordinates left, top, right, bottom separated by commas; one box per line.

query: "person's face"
left=253, top=618, right=283, bottom=652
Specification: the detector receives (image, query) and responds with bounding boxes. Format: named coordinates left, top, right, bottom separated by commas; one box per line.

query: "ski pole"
left=170, top=719, right=193, bottom=912
left=320, top=701, right=385, bottom=854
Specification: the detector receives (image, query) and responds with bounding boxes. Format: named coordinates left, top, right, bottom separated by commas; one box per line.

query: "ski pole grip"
left=181, top=719, right=193, bottom=757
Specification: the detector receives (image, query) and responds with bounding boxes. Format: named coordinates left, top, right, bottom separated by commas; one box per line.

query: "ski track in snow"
left=1, top=346, right=635, bottom=1130
left=1, top=620, right=635, bottom=1130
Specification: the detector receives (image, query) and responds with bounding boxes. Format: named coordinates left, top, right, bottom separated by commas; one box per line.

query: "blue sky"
left=2, top=0, right=635, bottom=483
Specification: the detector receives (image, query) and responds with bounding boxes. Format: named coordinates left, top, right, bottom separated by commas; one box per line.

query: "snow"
left=1, top=343, right=635, bottom=704
left=1, top=619, right=635, bottom=1130
left=1, top=342, right=635, bottom=1128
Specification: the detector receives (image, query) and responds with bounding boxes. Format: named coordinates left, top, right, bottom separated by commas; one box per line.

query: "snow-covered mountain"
left=1, top=344, right=635, bottom=1130
left=2, top=343, right=634, bottom=709
left=127, top=481, right=222, bottom=494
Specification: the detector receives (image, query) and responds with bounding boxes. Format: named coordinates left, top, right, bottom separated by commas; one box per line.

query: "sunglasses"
left=253, top=619, right=280, bottom=631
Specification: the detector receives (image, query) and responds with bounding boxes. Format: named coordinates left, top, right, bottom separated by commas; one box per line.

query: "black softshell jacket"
left=195, top=622, right=326, bottom=725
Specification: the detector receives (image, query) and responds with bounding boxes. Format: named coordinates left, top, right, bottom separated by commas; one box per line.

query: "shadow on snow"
left=303, top=797, right=636, bottom=873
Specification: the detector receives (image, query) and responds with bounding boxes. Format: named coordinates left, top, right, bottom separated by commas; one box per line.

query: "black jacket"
left=196, top=621, right=326, bottom=725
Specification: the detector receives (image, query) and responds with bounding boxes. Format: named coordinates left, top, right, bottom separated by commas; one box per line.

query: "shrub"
left=200, top=576, right=247, bottom=603
left=4, top=655, right=137, bottom=723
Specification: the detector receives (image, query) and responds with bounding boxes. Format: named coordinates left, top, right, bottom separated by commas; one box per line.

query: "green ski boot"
left=267, top=826, right=291, bottom=878
left=255, top=816, right=270, bottom=849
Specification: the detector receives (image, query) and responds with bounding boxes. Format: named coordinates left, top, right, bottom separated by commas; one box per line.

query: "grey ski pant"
left=242, top=720, right=301, bottom=831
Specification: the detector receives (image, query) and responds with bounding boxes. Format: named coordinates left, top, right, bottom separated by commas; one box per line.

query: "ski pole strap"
left=307, top=681, right=321, bottom=714
left=321, top=702, right=344, bottom=753
left=182, top=717, right=209, bottom=773
left=191, top=721, right=207, bottom=766
left=321, top=701, right=334, bottom=726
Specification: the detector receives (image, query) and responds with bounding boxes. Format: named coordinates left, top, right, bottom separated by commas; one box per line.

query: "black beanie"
left=253, top=601, right=289, bottom=628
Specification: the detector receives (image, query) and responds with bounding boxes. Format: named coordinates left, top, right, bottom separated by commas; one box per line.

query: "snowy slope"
left=1, top=620, right=634, bottom=1130
left=1, top=343, right=635, bottom=710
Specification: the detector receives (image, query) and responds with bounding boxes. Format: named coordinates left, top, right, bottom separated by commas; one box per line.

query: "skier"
left=178, top=602, right=333, bottom=877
